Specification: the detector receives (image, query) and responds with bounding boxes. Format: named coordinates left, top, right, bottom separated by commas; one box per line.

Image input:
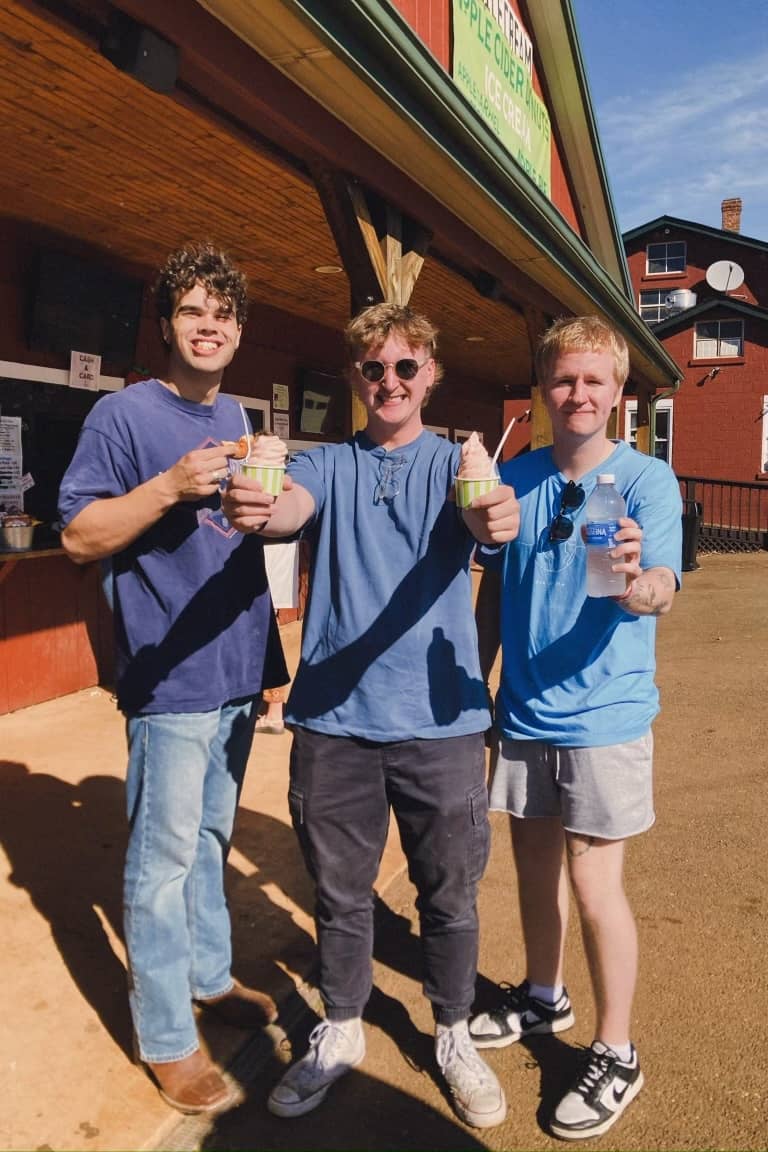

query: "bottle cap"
left=596, top=473, right=615, bottom=484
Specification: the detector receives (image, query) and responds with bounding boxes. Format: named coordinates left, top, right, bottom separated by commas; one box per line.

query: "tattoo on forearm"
left=623, top=569, right=675, bottom=616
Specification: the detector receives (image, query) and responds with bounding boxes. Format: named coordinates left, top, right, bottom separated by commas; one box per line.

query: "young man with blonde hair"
left=224, top=302, right=519, bottom=1129
left=470, top=315, right=681, bottom=1140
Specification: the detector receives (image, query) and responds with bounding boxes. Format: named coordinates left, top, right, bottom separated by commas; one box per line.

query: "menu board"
left=0, top=415, right=23, bottom=512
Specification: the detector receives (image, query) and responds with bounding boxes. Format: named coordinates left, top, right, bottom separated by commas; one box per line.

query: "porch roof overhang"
left=0, top=0, right=681, bottom=399
left=198, top=0, right=682, bottom=394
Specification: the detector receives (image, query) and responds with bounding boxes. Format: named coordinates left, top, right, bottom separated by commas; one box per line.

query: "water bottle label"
left=585, top=520, right=620, bottom=547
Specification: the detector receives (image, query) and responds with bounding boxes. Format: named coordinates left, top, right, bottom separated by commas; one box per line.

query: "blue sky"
left=571, top=0, right=768, bottom=241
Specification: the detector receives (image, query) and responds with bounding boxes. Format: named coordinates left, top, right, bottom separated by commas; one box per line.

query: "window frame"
left=623, top=397, right=674, bottom=465
left=638, top=288, right=668, bottom=324
left=693, top=319, right=744, bottom=360
left=645, top=241, right=686, bottom=275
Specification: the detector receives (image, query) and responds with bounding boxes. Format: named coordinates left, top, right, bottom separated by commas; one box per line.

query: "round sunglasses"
left=355, top=357, right=431, bottom=383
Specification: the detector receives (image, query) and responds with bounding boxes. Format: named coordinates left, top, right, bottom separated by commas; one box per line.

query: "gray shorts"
left=488, top=731, right=655, bottom=840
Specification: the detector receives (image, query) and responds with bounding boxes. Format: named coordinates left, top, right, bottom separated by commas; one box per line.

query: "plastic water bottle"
left=584, top=474, right=626, bottom=597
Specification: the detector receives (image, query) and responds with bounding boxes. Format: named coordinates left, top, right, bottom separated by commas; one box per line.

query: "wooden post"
left=635, top=386, right=651, bottom=455
left=523, top=306, right=553, bottom=448
left=311, top=167, right=432, bottom=433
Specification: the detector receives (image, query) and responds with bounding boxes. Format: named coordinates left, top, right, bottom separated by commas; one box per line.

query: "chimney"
left=721, top=197, right=742, bottom=232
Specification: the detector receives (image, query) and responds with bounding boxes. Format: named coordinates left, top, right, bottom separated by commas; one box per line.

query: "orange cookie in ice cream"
left=221, top=433, right=259, bottom=459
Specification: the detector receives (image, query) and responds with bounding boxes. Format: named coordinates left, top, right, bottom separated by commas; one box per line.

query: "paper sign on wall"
left=0, top=415, right=23, bottom=511
left=273, top=411, right=290, bottom=440
left=273, top=383, right=290, bottom=411
left=69, top=350, right=101, bottom=391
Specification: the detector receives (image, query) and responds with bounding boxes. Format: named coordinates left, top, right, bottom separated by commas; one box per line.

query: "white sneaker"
left=268, top=1019, right=365, bottom=1118
left=550, top=1042, right=644, bottom=1140
left=436, top=1021, right=507, bottom=1129
left=470, top=980, right=575, bottom=1048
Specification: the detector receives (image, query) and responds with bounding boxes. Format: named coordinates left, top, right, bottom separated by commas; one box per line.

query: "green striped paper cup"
left=454, top=475, right=499, bottom=508
left=240, top=463, right=285, bottom=496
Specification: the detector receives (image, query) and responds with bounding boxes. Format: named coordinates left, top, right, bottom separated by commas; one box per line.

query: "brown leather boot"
left=146, top=1049, right=235, bottom=1114
left=196, top=978, right=278, bottom=1029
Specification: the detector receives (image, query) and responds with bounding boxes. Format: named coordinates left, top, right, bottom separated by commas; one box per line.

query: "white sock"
left=594, top=1038, right=633, bottom=1062
left=528, top=982, right=564, bottom=1005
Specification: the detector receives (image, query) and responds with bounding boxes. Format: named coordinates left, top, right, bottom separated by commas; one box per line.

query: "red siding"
left=390, top=0, right=450, bottom=68
left=0, top=556, right=113, bottom=714
left=625, top=228, right=768, bottom=483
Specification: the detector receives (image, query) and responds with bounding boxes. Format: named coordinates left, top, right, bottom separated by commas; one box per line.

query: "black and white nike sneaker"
left=550, top=1041, right=644, bottom=1140
left=469, top=980, right=575, bottom=1048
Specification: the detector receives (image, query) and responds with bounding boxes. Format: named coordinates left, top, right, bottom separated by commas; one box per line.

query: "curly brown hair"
left=154, top=242, right=249, bottom=326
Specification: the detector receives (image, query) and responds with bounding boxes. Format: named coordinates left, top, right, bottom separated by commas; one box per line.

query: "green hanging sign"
left=452, top=0, right=551, bottom=198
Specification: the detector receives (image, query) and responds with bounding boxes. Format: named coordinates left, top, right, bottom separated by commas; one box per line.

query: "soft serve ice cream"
left=244, top=434, right=287, bottom=466
left=238, top=433, right=288, bottom=496
left=457, top=431, right=493, bottom=479
left=454, top=431, right=499, bottom=508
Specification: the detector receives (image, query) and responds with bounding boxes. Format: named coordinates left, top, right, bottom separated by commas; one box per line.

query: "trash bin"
left=681, top=500, right=702, bottom=572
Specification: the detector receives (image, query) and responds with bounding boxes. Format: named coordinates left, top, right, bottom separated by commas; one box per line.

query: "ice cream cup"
left=454, top=474, right=500, bottom=508
left=239, top=463, right=285, bottom=496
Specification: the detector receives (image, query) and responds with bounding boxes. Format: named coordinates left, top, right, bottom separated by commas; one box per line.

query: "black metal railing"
left=677, top=475, right=768, bottom=552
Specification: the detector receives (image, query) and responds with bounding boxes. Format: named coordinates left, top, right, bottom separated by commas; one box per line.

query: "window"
left=624, top=398, right=674, bottom=464
left=646, top=241, right=686, bottom=275
left=694, top=320, right=743, bottom=359
left=639, top=289, right=668, bottom=324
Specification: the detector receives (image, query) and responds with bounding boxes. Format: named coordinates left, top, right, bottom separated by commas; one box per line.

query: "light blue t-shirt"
left=284, top=430, right=491, bottom=740
left=479, top=441, right=682, bottom=747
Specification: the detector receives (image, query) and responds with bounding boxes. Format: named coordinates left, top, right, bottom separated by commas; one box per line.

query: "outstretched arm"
left=62, top=444, right=234, bottom=563
left=221, top=472, right=316, bottom=538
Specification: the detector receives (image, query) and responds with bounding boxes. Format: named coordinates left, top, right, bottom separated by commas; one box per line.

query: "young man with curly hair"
left=223, top=302, right=520, bottom=1129
left=59, top=242, right=287, bottom=1115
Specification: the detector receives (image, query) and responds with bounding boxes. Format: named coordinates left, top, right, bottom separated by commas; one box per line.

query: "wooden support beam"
left=310, top=169, right=433, bottom=430
left=523, top=305, right=553, bottom=449
left=635, top=387, right=651, bottom=455
left=310, top=164, right=384, bottom=312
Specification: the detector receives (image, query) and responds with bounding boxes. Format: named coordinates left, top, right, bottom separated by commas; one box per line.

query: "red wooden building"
left=0, top=0, right=679, bottom=713
left=622, top=198, right=768, bottom=483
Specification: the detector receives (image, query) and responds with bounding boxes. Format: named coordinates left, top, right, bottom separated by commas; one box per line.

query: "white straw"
left=239, top=403, right=251, bottom=462
left=491, top=416, right=517, bottom=468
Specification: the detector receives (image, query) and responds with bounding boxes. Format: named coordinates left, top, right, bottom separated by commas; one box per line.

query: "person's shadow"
left=201, top=1059, right=491, bottom=1151
left=221, top=806, right=320, bottom=1017
left=0, top=765, right=328, bottom=1069
left=0, top=760, right=133, bottom=1056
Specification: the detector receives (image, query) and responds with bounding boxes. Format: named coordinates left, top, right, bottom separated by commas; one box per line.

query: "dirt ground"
left=2, top=551, right=767, bottom=1151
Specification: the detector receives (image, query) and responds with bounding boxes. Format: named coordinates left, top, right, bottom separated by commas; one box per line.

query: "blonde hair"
left=535, top=315, right=629, bottom=388
left=343, top=303, right=444, bottom=389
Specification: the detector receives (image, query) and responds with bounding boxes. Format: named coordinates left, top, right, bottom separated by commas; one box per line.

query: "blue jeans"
left=124, top=700, right=257, bottom=1062
left=288, top=729, right=490, bottom=1026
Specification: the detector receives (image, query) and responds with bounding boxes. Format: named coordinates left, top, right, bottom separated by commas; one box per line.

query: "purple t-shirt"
left=58, top=379, right=286, bottom=715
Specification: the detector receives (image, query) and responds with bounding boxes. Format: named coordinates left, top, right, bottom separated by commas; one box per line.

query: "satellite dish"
left=706, top=260, right=744, bottom=293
